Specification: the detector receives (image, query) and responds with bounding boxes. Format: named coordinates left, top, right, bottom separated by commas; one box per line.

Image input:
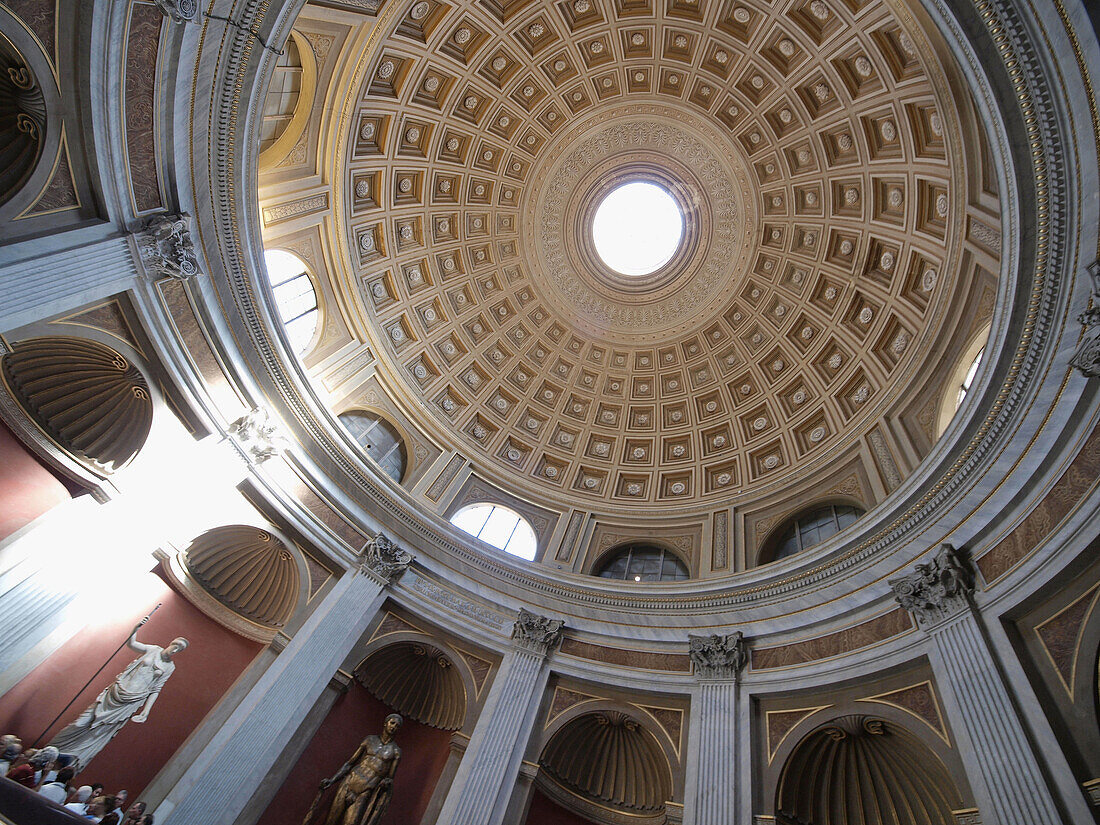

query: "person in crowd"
left=120, top=801, right=146, bottom=824
left=90, top=783, right=104, bottom=799
left=85, top=795, right=111, bottom=823
left=0, top=734, right=21, bottom=776
left=104, top=792, right=127, bottom=824
left=38, top=765, right=75, bottom=804
left=97, top=795, right=120, bottom=825
left=5, top=752, right=37, bottom=787
left=65, top=785, right=93, bottom=815
left=33, top=746, right=60, bottom=785
left=139, top=815, right=153, bottom=825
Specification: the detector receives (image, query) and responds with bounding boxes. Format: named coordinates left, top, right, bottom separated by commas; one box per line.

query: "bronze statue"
left=305, top=713, right=403, bottom=825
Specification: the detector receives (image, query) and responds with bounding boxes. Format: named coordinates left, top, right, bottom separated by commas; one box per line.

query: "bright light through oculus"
left=592, top=182, right=684, bottom=276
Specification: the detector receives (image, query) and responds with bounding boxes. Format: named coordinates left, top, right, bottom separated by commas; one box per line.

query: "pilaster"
left=434, top=609, right=564, bottom=825
left=157, top=535, right=411, bottom=825
left=889, top=545, right=1062, bottom=825
left=682, top=632, right=747, bottom=825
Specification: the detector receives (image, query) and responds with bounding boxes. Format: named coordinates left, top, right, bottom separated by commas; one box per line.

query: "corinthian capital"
left=889, top=544, right=975, bottom=629
left=1070, top=260, right=1100, bottom=378
left=228, top=407, right=283, bottom=464
left=359, top=533, right=413, bottom=584
left=152, top=0, right=198, bottom=23
left=134, top=213, right=201, bottom=280
left=512, top=608, right=565, bottom=656
left=688, top=631, right=748, bottom=680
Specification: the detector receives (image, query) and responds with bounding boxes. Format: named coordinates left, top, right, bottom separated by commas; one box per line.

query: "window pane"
left=451, top=504, right=493, bottom=536
left=479, top=507, right=520, bottom=549
left=450, top=504, right=537, bottom=561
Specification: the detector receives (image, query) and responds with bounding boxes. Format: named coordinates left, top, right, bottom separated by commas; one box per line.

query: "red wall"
left=258, top=683, right=453, bottom=825
left=0, top=568, right=261, bottom=798
left=0, top=419, right=72, bottom=542
left=525, top=788, right=597, bottom=825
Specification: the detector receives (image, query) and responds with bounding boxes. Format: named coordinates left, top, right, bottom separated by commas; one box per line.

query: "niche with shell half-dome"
left=169, top=524, right=311, bottom=643
left=774, top=714, right=965, bottom=825
left=532, top=698, right=682, bottom=825
left=0, top=336, right=154, bottom=477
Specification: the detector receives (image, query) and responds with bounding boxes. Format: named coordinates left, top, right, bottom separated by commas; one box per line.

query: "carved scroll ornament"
left=135, top=213, right=201, bottom=280
left=688, top=631, right=748, bottom=680
left=889, top=544, right=975, bottom=629
left=512, top=608, right=565, bottom=655
left=359, top=533, right=413, bottom=583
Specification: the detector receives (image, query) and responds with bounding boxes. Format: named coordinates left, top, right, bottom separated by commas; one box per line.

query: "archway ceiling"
left=334, top=0, right=986, bottom=514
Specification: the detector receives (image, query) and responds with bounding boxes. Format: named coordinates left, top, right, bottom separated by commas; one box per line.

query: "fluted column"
left=435, top=609, right=564, bottom=825
left=890, top=545, right=1062, bottom=825
left=682, top=633, right=747, bottom=825
left=158, top=536, right=412, bottom=825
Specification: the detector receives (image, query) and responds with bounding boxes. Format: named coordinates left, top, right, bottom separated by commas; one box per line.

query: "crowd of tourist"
left=0, top=734, right=153, bottom=824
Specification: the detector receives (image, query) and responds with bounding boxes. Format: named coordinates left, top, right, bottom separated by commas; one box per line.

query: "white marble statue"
left=48, top=624, right=189, bottom=770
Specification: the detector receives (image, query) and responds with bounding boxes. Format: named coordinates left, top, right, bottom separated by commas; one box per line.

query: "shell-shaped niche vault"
left=1, top=336, right=152, bottom=473
left=776, top=715, right=963, bottom=825
left=540, top=711, right=672, bottom=815
left=357, top=642, right=467, bottom=730
left=183, top=526, right=301, bottom=629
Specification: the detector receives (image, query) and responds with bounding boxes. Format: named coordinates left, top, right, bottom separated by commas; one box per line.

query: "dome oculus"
left=591, top=181, right=683, bottom=276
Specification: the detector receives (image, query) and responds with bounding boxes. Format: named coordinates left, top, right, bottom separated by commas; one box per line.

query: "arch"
left=594, top=541, right=690, bottom=582
left=263, top=248, right=321, bottom=356
left=338, top=409, right=408, bottom=483
left=180, top=525, right=307, bottom=633
left=536, top=705, right=675, bottom=823
left=450, top=502, right=538, bottom=560
left=356, top=641, right=467, bottom=730
left=257, top=30, right=317, bottom=171
left=937, top=324, right=991, bottom=436
left=1, top=336, right=153, bottom=474
left=774, top=714, right=964, bottom=825
left=758, top=501, right=866, bottom=565
left=353, top=629, right=483, bottom=733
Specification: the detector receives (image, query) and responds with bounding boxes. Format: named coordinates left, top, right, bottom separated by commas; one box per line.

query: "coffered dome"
left=330, top=0, right=998, bottom=520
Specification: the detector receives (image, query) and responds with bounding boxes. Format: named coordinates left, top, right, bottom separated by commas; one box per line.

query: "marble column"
left=158, top=535, right=413, bottom=825
left=434, top=609, right=564, bottom=825
left=682, top=632, right=747, bottom=825
left=889, top=545, right=1063, bottom=825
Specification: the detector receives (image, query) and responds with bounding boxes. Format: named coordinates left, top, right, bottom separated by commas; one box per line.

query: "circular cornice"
left=181, top=0, right=1094, bottom=643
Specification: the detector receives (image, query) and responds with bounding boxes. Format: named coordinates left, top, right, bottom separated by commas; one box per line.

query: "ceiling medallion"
left=522, top=104, right=754, bottom=343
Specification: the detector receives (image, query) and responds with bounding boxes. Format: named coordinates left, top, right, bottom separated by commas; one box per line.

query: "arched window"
left=955, top=346, right=985, bottom=411
left=338, top=410, right=407, bottom=483
left=263, top=249, right=319, bottom=355
left=937, top=326, right=989, bottom=436
left=764, top=503, right=865, bottom=563
left=596, top=543, right=689, bottom=582
left=450, top=503, right=537, bottom=560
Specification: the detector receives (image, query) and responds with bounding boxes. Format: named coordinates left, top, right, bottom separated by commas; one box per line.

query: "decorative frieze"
left=688, top=631, right=747, bottom=680
left=889, top=544, right=974, bottom=629
left=512, top=608, right=565, bottom=656
left=134, top=213, right=201, bottom=280
left=358, top=533, right=412, bottom=583
left=1070, top=260, right=1100, bottom=378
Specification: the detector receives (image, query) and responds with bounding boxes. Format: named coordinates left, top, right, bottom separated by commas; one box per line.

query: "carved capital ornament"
left=359, top=533, right=413, bottom=583
left=688, top=631, right=748, bottom=680
left=152, top=0, right=198, bottom=23
left=228, top=407, right=284, bottom=464
left=512, top=608, right=565, bottom=656
left=889, top=544, right=975, bottom=629
left=135, top=213, right=201, bottom=280
left=1070, top=260, right=1100, bottom=378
